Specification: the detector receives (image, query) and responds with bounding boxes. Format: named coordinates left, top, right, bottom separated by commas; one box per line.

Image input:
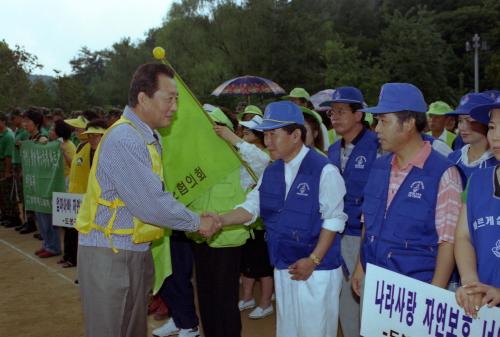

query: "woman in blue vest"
left=208, top=101, right=348, bottom=337
left=322, top=86, right=380, bottom=337
left=455, top=95, right=500, bottom=316
left=447, top=93, right=498, bottom=186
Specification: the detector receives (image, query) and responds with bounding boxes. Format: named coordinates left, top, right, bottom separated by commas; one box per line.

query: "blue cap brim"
left=254, top=120, right=295, bottom=131
left=446, top=108, right=469, bottom=116
left=320, top=99, right=363, bottom=107
left=361, top=105, right=427, bottom=114
left=470, top=103, right=500, bottom=125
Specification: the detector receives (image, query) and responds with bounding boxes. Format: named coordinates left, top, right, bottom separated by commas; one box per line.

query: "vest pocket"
left=276, top=237, right=314, bottom=266
left=381, top=245, right=436, bottom=283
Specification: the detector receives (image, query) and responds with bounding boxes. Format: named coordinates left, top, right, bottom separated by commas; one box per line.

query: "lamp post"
left=466, top=33, right=488, bottom=93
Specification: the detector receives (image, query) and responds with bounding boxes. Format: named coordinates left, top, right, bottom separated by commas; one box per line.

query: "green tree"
left=27, top=79, right=55, bottom=107
left=378, top=8, right=455, bottom=102
left=0, top=40, right=41, bottom=110
left=322, top=38, right=388, bottom=104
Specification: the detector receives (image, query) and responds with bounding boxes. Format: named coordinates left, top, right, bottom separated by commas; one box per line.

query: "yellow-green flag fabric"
left=158, top=76, right=241, bottom=205
left=152, top=72, right=242, bottom=294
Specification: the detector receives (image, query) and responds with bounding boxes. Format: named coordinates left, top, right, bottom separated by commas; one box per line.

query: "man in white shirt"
left=208, top=101, right=347, bottom=337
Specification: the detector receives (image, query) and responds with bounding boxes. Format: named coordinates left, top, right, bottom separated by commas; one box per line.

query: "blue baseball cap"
left=361, top=83, right=427, bottom=114
left=446, top=93, right=494, bottom=116
left=255, top=101, right=304, bottom=131
left=469, top=95, right=500, bottom=125
left=483, top=90, right=500, bottom=101
left=320, top=86, right=365, bottom=107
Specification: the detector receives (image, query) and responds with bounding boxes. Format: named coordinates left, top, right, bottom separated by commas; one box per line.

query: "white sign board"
left=52, top=192, right=84, bottom=228
left=361, top=263, right=500, bottom=337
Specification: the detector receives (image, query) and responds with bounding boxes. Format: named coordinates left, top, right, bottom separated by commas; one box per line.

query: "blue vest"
left=466, top=166, right=500, bottom=288
left=328, top=129, right=379, bottom=236
left=361, top=150, right=453, bottom=283
left=448, top=149, right=499, bottom=187
left=259, top=148, right=342, bottom=270
left=421, top=133, right=435, bottom=144
left=452, top=135, right=465, bottom=151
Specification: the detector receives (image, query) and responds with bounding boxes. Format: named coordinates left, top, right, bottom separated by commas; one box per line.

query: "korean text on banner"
left=52, top=192, right=83, bottom=227
left=20, top=141, right=65, bottom=213
left=361, top=263, right=500, bottom=337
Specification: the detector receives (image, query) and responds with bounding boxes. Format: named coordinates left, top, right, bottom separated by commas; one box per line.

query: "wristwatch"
left=309, top=253, right=321, bottom=266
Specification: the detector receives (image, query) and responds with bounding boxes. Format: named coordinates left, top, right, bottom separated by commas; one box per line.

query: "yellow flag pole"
left=152, top=47, right=258, bottom=183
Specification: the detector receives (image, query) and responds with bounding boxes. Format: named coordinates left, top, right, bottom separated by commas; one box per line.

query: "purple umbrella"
left=211, top=75, right=286, bottom=96
left=310, top=89, right=336, bottom=111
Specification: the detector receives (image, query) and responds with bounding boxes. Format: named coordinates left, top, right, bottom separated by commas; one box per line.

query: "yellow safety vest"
left=68, top=142, right=91, bottom=194
left=75, top=117, right=169, bottom=252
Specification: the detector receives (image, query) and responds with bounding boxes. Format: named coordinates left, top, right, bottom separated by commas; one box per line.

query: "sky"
left=0, top=0, right=175, bottom=76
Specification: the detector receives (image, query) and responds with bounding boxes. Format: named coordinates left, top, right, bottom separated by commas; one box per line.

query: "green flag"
left=152, top=67, right=246, bottom=293
left=20, top=141, right=65, bottom=213
left=158, top=75, right=242, bottom=205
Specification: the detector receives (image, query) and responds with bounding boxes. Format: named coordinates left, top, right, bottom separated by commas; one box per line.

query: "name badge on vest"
left=296, top=182, right=310, bottom=197
left=76, top=157, right=84, bottom=166
left=354, top=155, right=367, bottom=169
left=408, top=181, right=424, bottom=199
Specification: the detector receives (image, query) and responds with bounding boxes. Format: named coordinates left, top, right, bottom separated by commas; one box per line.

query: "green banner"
left=20, top=141, right=66, bottom=213
left=158, top=74, right=242, bottom=206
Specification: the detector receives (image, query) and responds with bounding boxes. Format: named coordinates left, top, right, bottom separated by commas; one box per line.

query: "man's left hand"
left=288, top=257, right=315, bottom=281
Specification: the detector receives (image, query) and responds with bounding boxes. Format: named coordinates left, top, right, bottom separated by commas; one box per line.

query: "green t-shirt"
left=12, top=128, right=30, bottom=164
left=0, top=128, right=15, bottom=160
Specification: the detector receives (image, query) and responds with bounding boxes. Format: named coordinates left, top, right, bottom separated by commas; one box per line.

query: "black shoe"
left=20, top=222, right=37, bottom=234
left=4, top=217, right=21, bottom=228
left=14, top=224, right=24, bottom=231
left=33, top=233, right=42, bottom=240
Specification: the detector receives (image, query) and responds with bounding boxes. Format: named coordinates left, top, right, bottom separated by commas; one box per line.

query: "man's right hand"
left=351, top=261, right=365, bottom=297
left=198, top=213, right=222, bottom=238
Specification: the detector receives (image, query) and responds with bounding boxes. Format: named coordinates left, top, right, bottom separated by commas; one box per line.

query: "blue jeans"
left=35, top=212, right=61, bottom=254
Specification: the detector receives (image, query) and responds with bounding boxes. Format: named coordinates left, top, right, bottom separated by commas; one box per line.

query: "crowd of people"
left=0, top=62, right=499, bottom=337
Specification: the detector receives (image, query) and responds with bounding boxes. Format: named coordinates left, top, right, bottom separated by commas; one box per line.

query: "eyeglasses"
left=326, top=109, right=352, bottom=118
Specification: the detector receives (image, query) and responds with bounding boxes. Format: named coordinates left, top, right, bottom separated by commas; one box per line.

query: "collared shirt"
left=79, top=106, right=200, bottom=251
left=340, top=128, right=366, bottom=173
left=457, top=144, right=496, bottom=168
left=237, top=145, right=347, bottom=232
left=387, top=141, right=462, bottom=243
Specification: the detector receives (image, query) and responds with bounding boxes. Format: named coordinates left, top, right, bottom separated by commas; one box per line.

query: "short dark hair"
left=107, top=107, right=122, bottom=117
left=0, top=113, right=8, bottom=123
left=82, top=109, right=99, bottom=122
left=86, top=119, right=108, bottom=130
left=10, top=107, right=23, bottom=117
left=23, top=109, right=44, bottom=130
left=54, top=119, right=72, bottom=140
left=128, top=63, right=175, bottom=107
left=282, top=123, right=307, bottom=143
left=395, top=111, right=428, bottom=133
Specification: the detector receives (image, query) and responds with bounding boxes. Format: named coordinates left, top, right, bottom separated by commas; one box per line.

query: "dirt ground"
left=0, top=226, right=278, bottom=337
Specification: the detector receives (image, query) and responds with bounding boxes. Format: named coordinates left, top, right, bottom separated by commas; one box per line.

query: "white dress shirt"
left=237, top=145, right=347, bottom=232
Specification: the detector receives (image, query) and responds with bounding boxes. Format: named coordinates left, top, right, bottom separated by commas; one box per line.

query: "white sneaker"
left=179, top=328, right=200, bottom=337
left=152, top=318, right=180, bottom=337
left=238, top=298, right=256, bottom=311
left=248, top=305, right=274, bottom=319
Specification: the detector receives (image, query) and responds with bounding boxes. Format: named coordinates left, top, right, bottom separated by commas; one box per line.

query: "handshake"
left=198, top=212, right=224, bottom=238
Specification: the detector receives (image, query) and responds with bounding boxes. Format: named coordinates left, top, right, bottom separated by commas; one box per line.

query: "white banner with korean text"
left=361, top=263, right=499, bottom=337
left=52, top=192, right=83, bottom=228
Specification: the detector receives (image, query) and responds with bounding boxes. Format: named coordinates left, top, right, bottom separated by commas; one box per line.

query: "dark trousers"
left=192, top=242, right=242, bottom=337
left=158, top=232, right=199, bottom=329
left=63, top=228, right=79, bottom=265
